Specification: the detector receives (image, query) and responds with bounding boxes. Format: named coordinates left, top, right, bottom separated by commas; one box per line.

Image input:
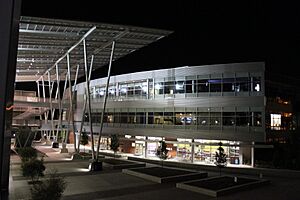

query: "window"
left=223, top=112, right=235, bottom=126
left=197, top=79, right=209, bottom=92
left=223, top=78, right=235, bottom=92
left=271, top=114, right=281, bottom=130
left=209, top=79, right=222, bottom=92
left=236, top=112, right=250, bottom=126
left=175, top=81, right=185, bottom=94
left=164, top=81, right=175, bottom=94
left=252, top=77, right=261, bottom=92
left=235, top=77, right=249, bottom=92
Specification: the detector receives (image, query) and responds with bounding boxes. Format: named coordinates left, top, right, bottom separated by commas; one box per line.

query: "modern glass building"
left=74, top=62, right=269, bottom=167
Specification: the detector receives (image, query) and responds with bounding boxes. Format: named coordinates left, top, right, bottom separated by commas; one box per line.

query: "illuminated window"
left=271, top=114, right=281, bottom=130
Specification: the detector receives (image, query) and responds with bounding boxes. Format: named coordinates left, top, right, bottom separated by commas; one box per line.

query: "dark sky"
left=19, top=0, right=300, bottom=88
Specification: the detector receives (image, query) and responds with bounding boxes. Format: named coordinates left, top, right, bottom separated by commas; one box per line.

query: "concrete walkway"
left=9, top=143, right=300, bottom=200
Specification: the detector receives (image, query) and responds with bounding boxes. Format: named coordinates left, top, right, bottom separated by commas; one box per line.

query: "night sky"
left=18, top=0, right=300, bottom=89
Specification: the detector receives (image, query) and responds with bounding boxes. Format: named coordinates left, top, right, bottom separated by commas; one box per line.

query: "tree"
left=22, top=158, right=46, bottom=183
left=31, top=171, right=67, bottom=200
left=215, top=142, right=227, bottom=176
left=80, top=131, right=89, bottom=153
left=156, top=140, right=169, bottom=167
left=110, top=134, right=119, bottom=157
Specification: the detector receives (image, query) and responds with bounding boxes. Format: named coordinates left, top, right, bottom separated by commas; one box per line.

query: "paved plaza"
left=9, top=143, right=300, bottom=200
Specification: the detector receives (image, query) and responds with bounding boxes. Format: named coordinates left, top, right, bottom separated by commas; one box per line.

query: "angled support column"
left=47, top=71, right=55, bottom=140
left=72, top=64, right=80, bottom=151
left=36, top=82, right=42, bottom=121
left=41, top=76, right=49, bottom=134
left=65, top=54, right=75, bottom=147
left=77, top=57, right=93, bottom=153
left=55, top=64, right=63, bottom=147
left=96, top=41, right=116, bottom=159
left=60, top=73, right=68, bottom=144
left=83, top=38, right=95, bottom=159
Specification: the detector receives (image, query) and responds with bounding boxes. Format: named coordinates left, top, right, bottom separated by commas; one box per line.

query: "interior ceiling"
left=16, top=16, right=172, bottom=82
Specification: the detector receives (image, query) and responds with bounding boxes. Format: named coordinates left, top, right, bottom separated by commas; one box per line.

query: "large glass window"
left=197, top=79, right=209, bottom=93
left=136, top=112, right=145, bottom=124
left=223, top=112, right=235, bottom=126
left=209, top=79, right=222, bottom=93
left=155, top=82, right=163, bottom=95
left=119, top=84, right=127, bottom=97
left=236, top=112, right=250, bottom=126
left=128, top=112, right=135, bottom=123
left=235, top=77, right=249, bottom=92
left=271, top=114, right=281, bottom=130
left=252, top=77, right=261, bottom=92
left=108, top=86, right=116, bottom=98
left=149, top=79, right=154, bottom=98
left=163, top=112, right=174, bottom=125
left=253, top=112, right=262, bottom=126
left=147, top=112, right=154, bottom=124
left=223, top=78, right=235, bottom=92
left=210, top=112, right=221, bottom=126
left=114, top=112, right=120, bottom=123
left=185, top=80, right=194, bottom=93
left=127, top=83, right=134, bottom=97
left=154, top=112, right=164, bottom=124
left=120, top=113, right=128, bottom=123
left=175, top=81, right=185, bottom=94
left=197, top=112, right=209, bottom=126
left=164, top=81, right=175, bottom=94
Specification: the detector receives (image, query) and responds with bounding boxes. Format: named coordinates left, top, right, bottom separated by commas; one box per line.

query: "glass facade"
left=75, top=64, right=265, bottom=167
left=89, top=74, right=262, bottom=100
left=85, top=108, right=262, bottom=129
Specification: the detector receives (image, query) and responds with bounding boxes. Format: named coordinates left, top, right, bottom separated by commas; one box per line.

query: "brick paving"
left=9, top=143, right=300, bottom=200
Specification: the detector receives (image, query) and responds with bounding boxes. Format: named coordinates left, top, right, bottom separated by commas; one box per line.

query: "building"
left=74, top=62, right=272, bottom=167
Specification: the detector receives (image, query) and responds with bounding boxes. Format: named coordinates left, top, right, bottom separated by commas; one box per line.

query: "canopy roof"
left=16, top=16, right=172, bottom=82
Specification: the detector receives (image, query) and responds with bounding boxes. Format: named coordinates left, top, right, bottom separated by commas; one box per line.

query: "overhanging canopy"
left=16, top=16, right=172, bottom=82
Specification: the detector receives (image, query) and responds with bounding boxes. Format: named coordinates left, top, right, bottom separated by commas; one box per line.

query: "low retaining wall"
left=128, top=156, right=300, bottom=179
left=123, top=167, right=207, bottom=183
left=177, top=176, right=270, bottom=197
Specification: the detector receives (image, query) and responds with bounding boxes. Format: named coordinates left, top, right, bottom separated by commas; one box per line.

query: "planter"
left=89, top=161, right=103, bottom=171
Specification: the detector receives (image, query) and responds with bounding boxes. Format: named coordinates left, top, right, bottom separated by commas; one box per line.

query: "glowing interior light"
left=255, top=84, right=260, bottom=91
left=175, top=83, right=183, bottom=90
left=155, top=84, right=162, bottom=89
left=142, top=86, right=148, bottom=92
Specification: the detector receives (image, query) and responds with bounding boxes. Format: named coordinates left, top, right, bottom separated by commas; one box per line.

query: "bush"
left=110, top=134, right=119, bottom=156
left=17, top=147, right=37, bottom=162
left=31, top=172, right=67, bottom=200
left=22, top=158, right=45, bottom=183
left=15, top=126, right=35, bottom=148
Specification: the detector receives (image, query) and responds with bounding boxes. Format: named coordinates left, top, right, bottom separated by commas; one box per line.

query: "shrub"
left=22, top=158, right=45, bottom=183
left=156, top=141, right=168, bottom=167
left=80, top=131, right=89, bottom=153
left=110, top=134, right=119, bottom=156
left=17, top=147, right=37, bottom=162
left=31, top=171, right=67, bottom=200
left=15, top=126, right=35, bottom=148
left=215, top=142, right=227, bottom=175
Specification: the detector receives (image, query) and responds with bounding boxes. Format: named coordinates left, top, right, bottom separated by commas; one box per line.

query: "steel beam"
left=83, top=39, right=95, bottom=159
left=96, top=41, right=115, bottom=159
left=36, top=26, right=96, bottom=82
